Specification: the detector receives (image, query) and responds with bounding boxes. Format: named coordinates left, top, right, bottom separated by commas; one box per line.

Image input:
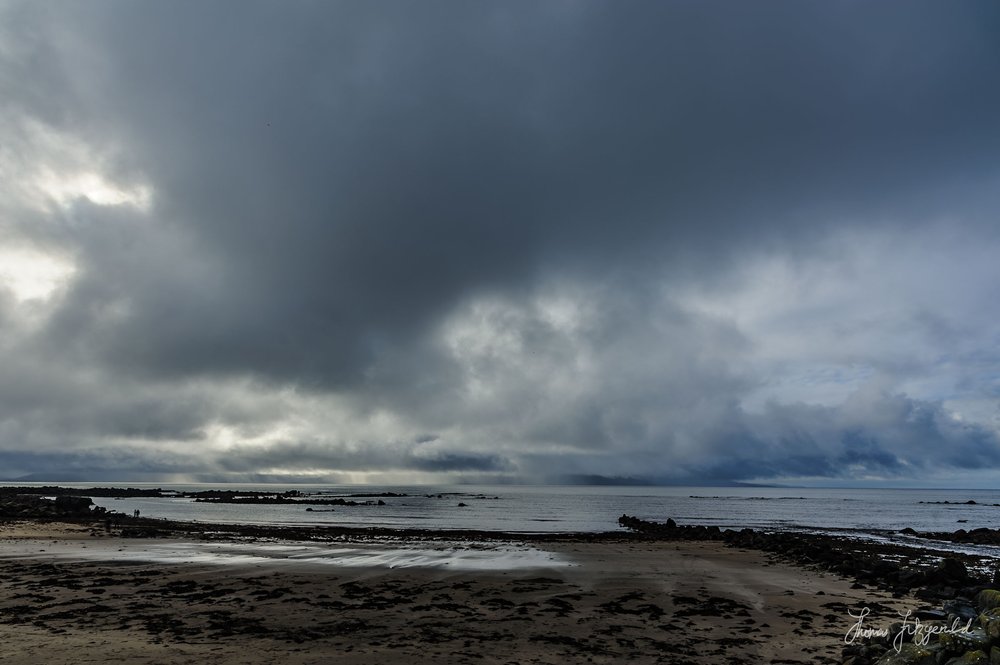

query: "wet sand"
left=0, top=521, right=916, bottom=664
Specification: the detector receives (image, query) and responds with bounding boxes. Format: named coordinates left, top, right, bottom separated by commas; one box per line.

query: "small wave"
left=688, top=495, right=808, bottom=501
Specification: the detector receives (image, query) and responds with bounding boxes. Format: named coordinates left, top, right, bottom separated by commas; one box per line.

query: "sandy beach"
left=0, top=521, right=918, bottom=664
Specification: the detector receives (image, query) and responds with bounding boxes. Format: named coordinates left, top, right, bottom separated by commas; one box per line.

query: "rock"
left=944, top=651, right=987, bottom=665
left=120, top=527, right=166, bottom=538
left=914, top=608, right=949, bottom=621
left=944, top=600, right=978, bottom=623
left=901, top=528, right=918, bottom=535
left=1, top=493, right=95, bottom=518
left=54, top=495, right=93, bottom=513
left=899, top=569, right=927, bottom=587
left=940, top=628, right=989, bottom=654
left=963, top=529, right=1000, bottom=546
left=990, top=646, right=1000, bottom=665
left=929, top=558, right=972, bottom=586
left=666, top=518, right=677, bottom=529
left=457, top=503, right=468, bottom=507
left=915, top=620, right=953, bottom=650
left=981, top=609, right=1000, bottom=640
left=866, top=644, right=888, bottom=659
left=874, top=643, right=938, bottom=665
left=976, top=590, right=1000, bottom=611
left=843, top=644, right=864, bottom=659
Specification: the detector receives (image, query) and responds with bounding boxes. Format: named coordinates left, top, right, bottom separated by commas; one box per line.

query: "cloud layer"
left=1, top=1, right=999, bottom=483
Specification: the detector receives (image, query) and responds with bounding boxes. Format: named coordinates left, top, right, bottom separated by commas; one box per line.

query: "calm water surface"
left=9, top=483, right=1000, bottom=539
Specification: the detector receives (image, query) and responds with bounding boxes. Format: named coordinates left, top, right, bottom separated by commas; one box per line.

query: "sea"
left=8, top=483, right=1000, bottom=552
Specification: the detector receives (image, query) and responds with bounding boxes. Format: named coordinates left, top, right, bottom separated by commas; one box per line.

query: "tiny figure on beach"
left=133, top=509, right=140, bottom=518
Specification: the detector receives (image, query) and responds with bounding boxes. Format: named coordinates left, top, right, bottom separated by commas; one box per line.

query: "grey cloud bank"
left=1, top=1, right=999, bottom=484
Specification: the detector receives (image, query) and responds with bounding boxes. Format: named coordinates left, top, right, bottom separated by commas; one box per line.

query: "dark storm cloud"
left=3, top=1, right=1000, bottom=481
left=20, top=0, right=998, bottom=386
left=691, top=391, right=1000, bottom=482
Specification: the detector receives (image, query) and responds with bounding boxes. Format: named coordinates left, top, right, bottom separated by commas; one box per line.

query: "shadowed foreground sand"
left=0, top=523, right=916, bottom=664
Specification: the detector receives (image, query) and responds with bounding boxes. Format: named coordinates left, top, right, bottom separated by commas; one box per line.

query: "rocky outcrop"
left=617, top=515, right=721, bottom=539
left=0, top=486, right=164, bottom=498
left=189, top=490, right=400, bottom=506
left=0, top=494, right=101, bottom=518
left=906, top=526, right=1000, bottom=547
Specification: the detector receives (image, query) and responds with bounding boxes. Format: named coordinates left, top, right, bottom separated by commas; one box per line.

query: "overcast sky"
left=1, top=1, right=999, bottom=485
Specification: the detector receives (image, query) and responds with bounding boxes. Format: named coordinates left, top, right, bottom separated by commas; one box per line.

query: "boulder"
left=914, top=608, right=948, bottom=621
left=940, top=628, right=990, bottom=654
left=945, top=599, right=979, bottom=623
left=976, top=590, right=1000, bottom=612
left=928, top=558, right=972, bottom=586
left=55, top=495, right=93, bottom=512
left=874, top=643, right=938, bottom=665
left=980, top=609, right=1000, bottom=640
left=945, top=651, right=988, bottom=665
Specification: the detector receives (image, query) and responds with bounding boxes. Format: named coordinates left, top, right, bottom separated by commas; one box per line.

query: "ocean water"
left=10, top=483, right=1000, bottom=540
